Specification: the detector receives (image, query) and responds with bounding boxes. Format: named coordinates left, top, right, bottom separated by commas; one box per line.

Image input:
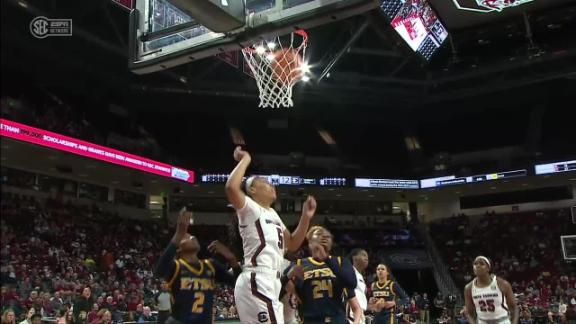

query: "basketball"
left=270, top=48, right=303, bottom=84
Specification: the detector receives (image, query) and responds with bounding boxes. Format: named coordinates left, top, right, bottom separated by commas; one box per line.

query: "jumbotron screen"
left=381, top=0, right=448, bottom=60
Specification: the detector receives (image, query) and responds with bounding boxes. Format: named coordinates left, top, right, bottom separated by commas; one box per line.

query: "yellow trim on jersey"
left=179, top=258, right=205, bottom=275
left=203, top=259, right=216, bottom=276
left=390, top=311, right=394, bottom=324
left=337, top=256, right=342, bottom=266
left=390, top=281, right=396, bottom=296
left=167, top=260, right=181, bottom=288
left=297, top=259, right=302, bottom=266
left=308, top=257, right=325, bottom=266
left=376, top=280, right=390, bottom=290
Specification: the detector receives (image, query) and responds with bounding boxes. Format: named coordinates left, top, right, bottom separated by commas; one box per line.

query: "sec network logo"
left=30, top=16, right=72, bottom=39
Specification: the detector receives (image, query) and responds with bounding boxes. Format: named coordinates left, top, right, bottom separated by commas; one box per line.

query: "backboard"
left=129, top=0, right=378, bottom=74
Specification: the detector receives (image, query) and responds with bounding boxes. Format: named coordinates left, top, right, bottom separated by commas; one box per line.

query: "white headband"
left=476, top=256, right=491, bottom=268
left=245, top=176, right=256, bottom=192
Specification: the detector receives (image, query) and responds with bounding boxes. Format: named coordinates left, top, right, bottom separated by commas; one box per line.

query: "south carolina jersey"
left=471, top=275, right=509, bottom=323
left=368, top=280, right=408, bottom=322
left=293, top=257, right=355, bottom=322
left=237, top=196, right=287, bottom=271
left=347, top=267, right=367, bottom=323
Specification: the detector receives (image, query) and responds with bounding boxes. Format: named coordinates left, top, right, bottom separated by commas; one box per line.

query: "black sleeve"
left=393, top=282, right=409, bottom=304
left=211, top=258, right=240, bottom=287
left=280, top=261, right=296, bottom=299
left=345, top=286, right=356, bottom=300
left=154, top=243, right=178, bottom=280
left=325, top=256, right=357, bottom=290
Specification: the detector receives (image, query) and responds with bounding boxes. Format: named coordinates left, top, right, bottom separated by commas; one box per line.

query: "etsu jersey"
left=237, top=196, right=287, bottom=271
left=155, top=243, right=238, bottom=324
left=471, top=275, right=509, bottom=322
left=294, top=257, right=356, bottom=321
left=168, top=258, right=218, bottom=324
left=368, top=280, right=408, bottom=322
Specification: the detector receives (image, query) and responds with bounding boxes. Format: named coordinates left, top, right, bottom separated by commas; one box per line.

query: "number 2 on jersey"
left=479, top=299, right=495, bottom=312
left=191, top=292, right=205, bottom=313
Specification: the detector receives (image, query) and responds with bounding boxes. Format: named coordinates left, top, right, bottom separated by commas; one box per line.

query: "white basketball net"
left=242, top=30, right=308, bottom=108
left=453, top=0, right=534, bottom=12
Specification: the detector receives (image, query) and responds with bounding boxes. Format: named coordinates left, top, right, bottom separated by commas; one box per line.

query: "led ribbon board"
left=534, top=160, right=576, bottom=175
left=420, top=170, right=526, bottom=188
left=355, top=178, right=419, bottom=189
left=201, top=173, right=317, bottom=185
left=0, top=119, right=195, bottom=183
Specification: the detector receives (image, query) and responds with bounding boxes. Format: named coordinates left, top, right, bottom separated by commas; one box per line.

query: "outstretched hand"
left=171, top=208, right=192, bottom=244
left=177, top=208, right=192, bottom=234
left=309, top=241, right=328, bottom=261
left=207, top=240, right=236, bottom=264
left=302, top=195, right=317, bottom=220
left=233, top=146, right=251, bottom=162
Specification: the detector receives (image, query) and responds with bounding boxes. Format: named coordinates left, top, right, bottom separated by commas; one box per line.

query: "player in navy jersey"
left=368, top=263, right=409, bottom=324
left=155, top=208, right=241, bottom=324
left=284, top=226, right=363, bottom=324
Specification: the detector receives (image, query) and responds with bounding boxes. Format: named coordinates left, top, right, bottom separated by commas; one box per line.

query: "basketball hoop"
left=453, top=0, right=534, bottom=12
left=242, top=30, right=308, bottom=108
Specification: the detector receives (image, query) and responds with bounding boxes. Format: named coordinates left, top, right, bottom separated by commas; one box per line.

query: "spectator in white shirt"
left=18, top=308, right=35, bottom=324
left=156, top=282, right=171, bottom=324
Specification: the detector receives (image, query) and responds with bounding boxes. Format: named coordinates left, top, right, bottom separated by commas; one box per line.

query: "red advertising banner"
left=0, top=119, right=194, bottom=183
left=216, top=50, right=240, bottom=68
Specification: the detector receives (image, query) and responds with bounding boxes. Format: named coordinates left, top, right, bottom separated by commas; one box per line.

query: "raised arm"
left=155, top=208, right=190, bottom=279
left=498, top=278, right=518, bottom=324
left=208, top=257, right=241, bottom=287
left=464, top=283, right=477, bottom=324
left=283, top=195, right=317, bottom=252
left=326, top=256, right=357, bottom=290
left=225, top=146, right=251, bottom=210
left=207, top=240, right=242, bottom=286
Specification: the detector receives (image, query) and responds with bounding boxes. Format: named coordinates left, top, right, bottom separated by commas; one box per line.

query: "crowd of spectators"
left=431, top=209, right=576, bottom=324
left=1, top=96, right=161, bottom=160
left=1, top=96, right=103, bottom=147
left=0, top=192, right=239, bottom=323
left=2, top=170, right=574, bottom=324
